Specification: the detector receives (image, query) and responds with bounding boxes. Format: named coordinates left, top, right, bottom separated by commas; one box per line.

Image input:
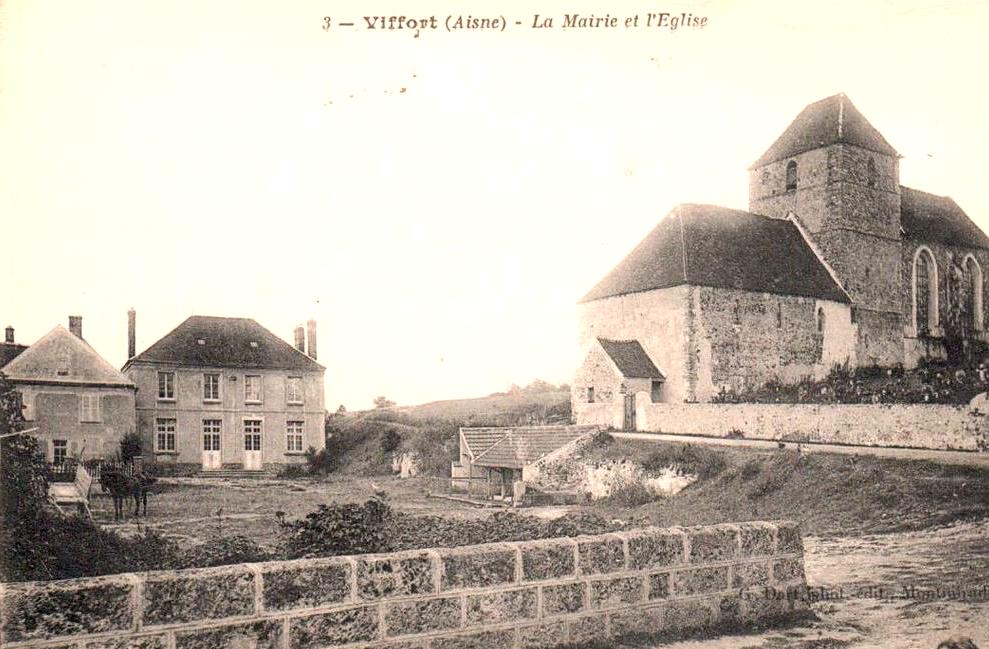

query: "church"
left=573, top=93, right=989, bottom=407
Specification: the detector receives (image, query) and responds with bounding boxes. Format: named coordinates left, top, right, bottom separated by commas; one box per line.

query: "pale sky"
left=3, top=0, right=989, bottom=410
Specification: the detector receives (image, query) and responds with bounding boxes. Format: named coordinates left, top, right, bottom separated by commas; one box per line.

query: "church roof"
left=581, top=204, right=850, bottom=304
left=597, top=339, right=664, bottom=379
left=2, top=326, right=136, bottom=388
left=123, top=316, right=324, bottom=372
left=751, top=94, right=898, bottom=168
left=900, top=186, right=989, bottom=250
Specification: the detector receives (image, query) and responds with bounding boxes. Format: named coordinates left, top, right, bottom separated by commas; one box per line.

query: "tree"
left=0, top=372, right=48, bottom=542
left=373, top=396, right=396, bottom=409
left=119, top=431, right=143, bottom=463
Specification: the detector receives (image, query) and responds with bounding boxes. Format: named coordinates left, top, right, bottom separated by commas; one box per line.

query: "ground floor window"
left=53, top=439, right=67, bottom=465
left=286, top=421, right=304, bottom=452
left=244, top=419, right=262, bottom=451
left=156, top=418, right=176, bottom=451
left=203, top=419, right=221, bottom=451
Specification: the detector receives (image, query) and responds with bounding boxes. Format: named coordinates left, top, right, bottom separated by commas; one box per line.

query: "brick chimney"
left=293, top=325, right=305, bottom=353
left=306, top=319, right=317, bottom=360
left=127, top=308, right=136, bottom=358
left=4, top=326, right=13, bottom=344
left=68, top=316, right=83, bottom=339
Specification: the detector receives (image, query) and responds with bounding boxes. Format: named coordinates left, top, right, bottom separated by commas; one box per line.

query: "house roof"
left=597, top=339, right=663, bottom=379
left=581, top=204, right=850, bottom=304
left=2, top=326, right=136, bottom=388
left=468, top=425, right=599, bottom=470
left=900, top=186, right=989, bottom=250
left=751, top=94, right=898, bottom=168
left=0, top=343, right=28, bottom=369
left=123, top=316, right=324, bottom=372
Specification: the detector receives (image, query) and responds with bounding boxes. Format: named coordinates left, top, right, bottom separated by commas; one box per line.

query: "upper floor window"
left=245, top=375, right=262, bottom=404
left=785, top=160, right=797, bottom=191
left=587, top=386, right=595, bottom=403
left=867, top=157, right=878, bottom=188
left=761, top=169, right=770, bottom=185
left=816, top=307, right=826, bottom=333
left=79, top=394, right=101, bottom=423
left=158, top=371, right=175, bottom=400
left=913, top=247, right=938, bottom=335
left=203, top=373, right=220, bottom=401
left=286, top=377, right=303, bottom=404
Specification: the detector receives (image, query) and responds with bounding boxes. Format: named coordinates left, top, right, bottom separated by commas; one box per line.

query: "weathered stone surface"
left=627, top=529, right=685, bottom=570
left=143, top=569, right=255, bottom=626
left=648, top=572, right=671, bottom=600
left=440, top=548, right=516, bottom=591
left=431, top=629, right=515, bottom=649
left=262, top=560, right=351, bottom=612
left=715, top=595, right=743, bottom=627
left=465, top=587, right=537, bottom=625
left=674, top=566, right=730, bottom=596
left=610, top=603, right=664, bottom=637
left=358, top=553, right=435, bottom=600
left=740, top=587, right=789, bottom=623
left=520, top=540, right=576, bottom=581
left=738, top=524, right=776, bottom=557
left=383, top=596, right=462, bottom=636
left=773, top=557, right=806, bottom=582
left=567, top=613, right=610, bottom=644
left=85, top=634, right=168, bottom=649
left=663, top=599, right=713, bottom=632
left=1, top=578, right=134, bottom=642
left=687, top=526, right=738, bottom=563
left=517, top=621, right=567, bottom=648
left=589, top=576, right=643, bottom=609
left=289, top=606, right=378, bottom=648
left=577, top=536, right=625, bottom=575
left=542, top=581, right=586, bottom=616
left=776, top=522, right=804, bottom=554
left=174, top=620, right=282, bottom=649
left=732, top=561, right=771, bottom=589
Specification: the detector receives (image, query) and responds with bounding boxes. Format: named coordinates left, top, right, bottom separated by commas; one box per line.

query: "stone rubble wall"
left=0, top=522, right=808, bottom=649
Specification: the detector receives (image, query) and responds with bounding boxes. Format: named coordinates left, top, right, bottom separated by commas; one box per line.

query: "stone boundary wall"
left=0, top=522, right=808, bottom=649
left=634, top=396, right=989, bottom=452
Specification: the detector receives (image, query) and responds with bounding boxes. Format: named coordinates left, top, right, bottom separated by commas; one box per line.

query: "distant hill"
left=394, top=389, right=571, bottom=425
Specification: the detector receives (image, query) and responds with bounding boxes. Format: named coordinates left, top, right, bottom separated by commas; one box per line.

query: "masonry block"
left=261, top=559, right=351, bottom=612
left=289, top=606, right=378, bottom=648
left=357, top=553, right=436, bottom=600
left=84, top=634, right=169, bottom=649
left=373, top=642, right=429, bottom=649
left=174, top=620, right=283, bottom=649
left=440, top=547, right=516, bottom=591
left=647, top=572, right=671, bottom=600
left=541, top=581, right=586, bottom=617
left=567, top=613, right=610, bottom=644
left=773, top=557, right=806, bottom=582
left=589, top=576, right=644, bottom=609
left=1, top=577, right=135, bottom=643
left=663, top=599, right=714, bottom=633
left=686, top=526, right=738, bottom=563
left=627, top=529, right=685, bottom=570
left=520, top=539, right=576, bottom=581
left=609, top=603, right=664, bottom=637
left=577, top=536, right=625, bottom=575
left=517, top=621, right=567, bottom=648
left=465, top=587, right=537, bottom=625
left=383, top=595, right=462, bottom=637
left=738, top=523, right=776, bottom=557
left=431, top=629, right=516, bottom=649
left=674, top=566, right=730, bottom=596
left=776, top=522, right=804, bottom=554
left=740, top=587, right=789, bottom=624
left=142, top=568, right=255, bottom=627
left=732, top=561, right=771, bottom=589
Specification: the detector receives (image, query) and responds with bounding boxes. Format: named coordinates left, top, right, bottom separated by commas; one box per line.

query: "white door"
left=202, top=419, right=222, bottom=470
left=243, top=419, right=262, bottom=470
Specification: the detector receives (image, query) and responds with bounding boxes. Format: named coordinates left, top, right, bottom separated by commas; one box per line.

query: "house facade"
left=1, top=317, right=137, bottom=463
left=574, top=94, right=989, bottom=415
left=121, top=315, right=326, bottom=472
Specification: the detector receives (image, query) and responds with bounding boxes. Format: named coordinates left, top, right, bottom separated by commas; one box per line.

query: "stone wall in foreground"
left=0, top=522, right=808, bottom=649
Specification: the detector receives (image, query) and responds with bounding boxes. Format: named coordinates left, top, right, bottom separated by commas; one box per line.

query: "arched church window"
left=913, top=248, right=938, bottom=335
left=965, top=255, right=984, bottom=332
left=785, top=161, right=797, bottom=191
left=867, top=157, right=878, bottom=188
left=816, top=307, right=825, bottom=333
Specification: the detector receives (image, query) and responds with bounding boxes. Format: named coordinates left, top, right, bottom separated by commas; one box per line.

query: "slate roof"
left=581, top=204, right=849, bottom=304
left=468, top=425, right=600, bottom=470
left=0, top=343, right=28, bottom=369
left=751, top=94, right=898, bottom=168
left=2, top=326, right=136, bottom=388
left=597, top=339, right=663, bottom=379
left=900, top=186, right=989, bottom=250
left=123, top=316, right=324, bottom=372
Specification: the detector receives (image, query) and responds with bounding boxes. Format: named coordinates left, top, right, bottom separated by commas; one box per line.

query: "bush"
left=278, top=498, right=392, bottom=559
left=180, top=535, right=270, bottom=568
left=642, top=444, right=727, bottom=481
left=603, top=474, right=656, bottom=507
left=119, top=431, right=143, bottom=463
left=380, top=430, right=401, bottom=454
